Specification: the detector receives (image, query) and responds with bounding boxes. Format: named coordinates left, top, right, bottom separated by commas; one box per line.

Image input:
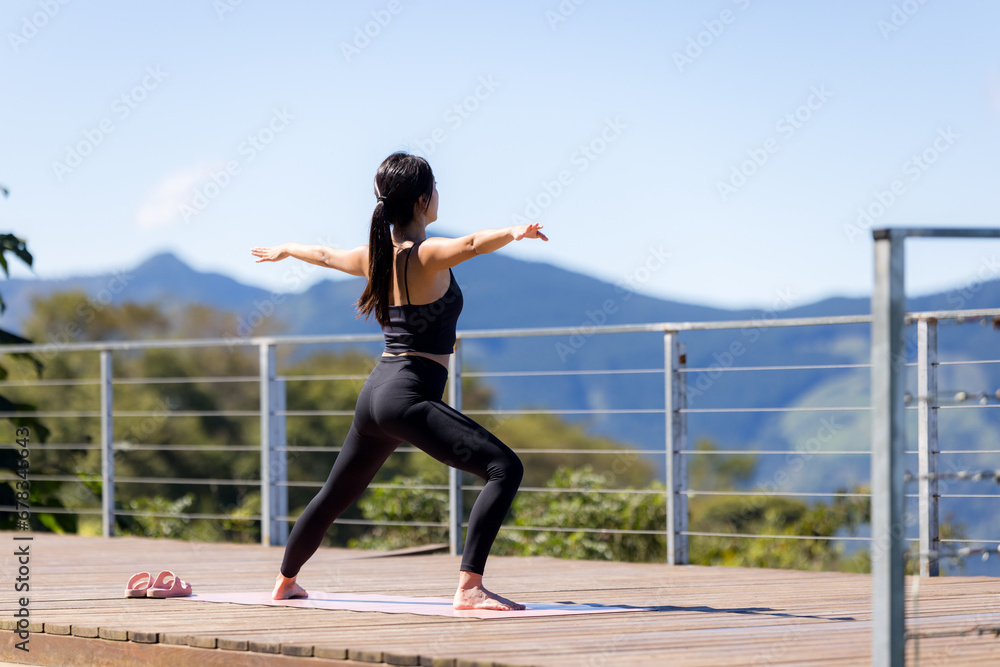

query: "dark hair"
left=357, top=152, right=435, bottom=325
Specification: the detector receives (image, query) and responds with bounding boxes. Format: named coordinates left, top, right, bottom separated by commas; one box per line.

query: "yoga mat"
left=174, top=591, right=648, bottom=619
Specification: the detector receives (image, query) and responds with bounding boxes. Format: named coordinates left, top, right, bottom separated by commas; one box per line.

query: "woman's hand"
left=512, top=223, right=548, bottom=241
left=251, top=245, right=289, bottom=263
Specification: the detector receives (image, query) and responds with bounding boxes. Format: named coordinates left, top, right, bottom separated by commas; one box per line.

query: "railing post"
left=273, top=377, right=288, bottom=546
left=871, top=230, right=907, bottom=667
left=99, top=349, right=115, bottom=538
left=664, top=332, right=688, bottom=565
left=918, top=318, right=939, bottom=577
left=259, top=343, right=288, bottom=546
left=447, top=341, right=463, bottom=557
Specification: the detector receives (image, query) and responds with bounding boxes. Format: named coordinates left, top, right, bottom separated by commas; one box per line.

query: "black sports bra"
left=381, top=243, right=463, bottom=355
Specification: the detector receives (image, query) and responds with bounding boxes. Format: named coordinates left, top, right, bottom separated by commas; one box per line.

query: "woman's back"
left=389, top=241, right=452, bottom=307
left=382, top=241, right=464, bottom=356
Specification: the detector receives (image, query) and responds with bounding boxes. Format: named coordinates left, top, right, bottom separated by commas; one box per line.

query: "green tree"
left=0, top=184, right=49, bottom=531
left=489, top=413, right=655, bottom=489
left=15, top=289, right=961, bottom=574
left=350, top=478, right=448, bottom=551
left=353, top=444, right=885, bottom=572
left=688, top=492, right=870, bottom=571
left=13, top=292, right=266, bottom=538
left=495, top=465, right=667, bottom=562
left=687, top=437, right=756, bottom=491
left=282, top=350, right=658, bottom=550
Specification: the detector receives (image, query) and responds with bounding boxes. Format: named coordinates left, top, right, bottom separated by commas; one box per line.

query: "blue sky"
left=2, top=0, right=999, bottom=311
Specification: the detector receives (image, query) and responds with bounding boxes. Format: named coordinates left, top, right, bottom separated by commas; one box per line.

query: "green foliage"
left=352, top=458, right=901, bottom=575
left=687, top=438, right=756, bottom=491
left=0, top=189, right=50, bottom=530
left=488, top=414, right=655, bottom=489
left=350, top=466, right=667, bottom=561
left=25, top=480, right=78, bottom=534
left=6, top=288, right=971, bottom=577
left=0, top=232, right=33, bottom=283
left=218, top=491, right=261, bottom=544
left=688, top=492, right=870, bottom=571
left=117, top=493, right=194, bottom=539
left=495, top=466, right=666, bottom=562
left=349, top=478, right=448, bottom=550
left=839, top=514, right=968, bottom=576
left=7, top=293, right=263, bottom=534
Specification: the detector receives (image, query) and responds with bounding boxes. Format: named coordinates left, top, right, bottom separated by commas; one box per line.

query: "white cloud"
left=135, top=162, right=224, bottom=228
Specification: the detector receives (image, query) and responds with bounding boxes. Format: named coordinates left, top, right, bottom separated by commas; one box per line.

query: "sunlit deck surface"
left=2, top=534, right=999, bottom=666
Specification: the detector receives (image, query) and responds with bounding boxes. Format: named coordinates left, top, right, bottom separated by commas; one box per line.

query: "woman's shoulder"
left=409, top=235, right=474, bottom=273
left=414, top=235, right=463, bottom=256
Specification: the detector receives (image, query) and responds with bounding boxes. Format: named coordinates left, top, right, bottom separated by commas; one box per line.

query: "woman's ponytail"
left=356, top=152, right=435, bottom=326
left=358, top=200, right=393, bottom=325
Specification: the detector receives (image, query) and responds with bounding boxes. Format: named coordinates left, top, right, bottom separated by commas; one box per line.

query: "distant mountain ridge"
left=2, top=249, right=845, bottom=336
left=5, top=248, right=998, bottom=453
left=11, top=249, right=996, bottom=337
left=5, top=249, right=1000, bottom=574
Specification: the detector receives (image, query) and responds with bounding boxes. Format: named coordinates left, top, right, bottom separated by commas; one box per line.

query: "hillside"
left=4, top=251, right=998, bottom=452
left=4, top=250, right=999, bottom=573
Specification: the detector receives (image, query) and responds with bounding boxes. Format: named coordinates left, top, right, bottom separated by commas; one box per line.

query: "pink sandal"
left=146, top=570, right=193, bottom=598
left=124, top=572, right=152, bottom=598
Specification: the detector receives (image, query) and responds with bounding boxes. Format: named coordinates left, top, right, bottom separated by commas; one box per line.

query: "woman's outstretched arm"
left=251, top=243, right=368, bottom=277
left=417, top=223, right=547, bottom=271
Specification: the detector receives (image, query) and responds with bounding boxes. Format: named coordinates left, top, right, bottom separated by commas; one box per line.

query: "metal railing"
left=869, top=227, right=1000, bottom=667
left=2, top=228, right=998, bottom=667
left=2, top=306, right=998, bottom=572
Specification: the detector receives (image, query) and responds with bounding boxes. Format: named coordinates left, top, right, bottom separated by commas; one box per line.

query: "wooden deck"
left=2, top=533, right=999, bottom=666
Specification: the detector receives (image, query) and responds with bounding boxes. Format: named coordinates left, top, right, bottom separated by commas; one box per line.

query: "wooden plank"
left=0, top=632, right=380, bottom=667
left=1, top=532, right=998, bottom=666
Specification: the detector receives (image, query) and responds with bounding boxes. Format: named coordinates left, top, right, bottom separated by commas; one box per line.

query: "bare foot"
left=453, top=571, right=524, bottom=611
left=454, top=584, right=524, bottom=610
left=272, top=573, right=308, bottom=600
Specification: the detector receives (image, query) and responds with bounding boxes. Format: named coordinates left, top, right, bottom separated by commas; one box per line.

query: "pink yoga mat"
left=174, top=591, right=648, bottom=619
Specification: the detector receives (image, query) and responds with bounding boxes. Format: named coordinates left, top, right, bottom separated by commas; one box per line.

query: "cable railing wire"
left=2, top=307, right=998, bottom=580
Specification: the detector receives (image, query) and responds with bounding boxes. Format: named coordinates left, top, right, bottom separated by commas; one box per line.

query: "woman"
left=251, top=152, right=548, bottom=610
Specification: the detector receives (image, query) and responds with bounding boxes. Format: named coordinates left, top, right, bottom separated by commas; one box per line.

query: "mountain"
left=1, top=252, right=274, bottom=330
left=4, top=250, right=999, bottom=573
left=7, top=247, right=997, bottom=447
left=4, top=251, right=998, bottom=442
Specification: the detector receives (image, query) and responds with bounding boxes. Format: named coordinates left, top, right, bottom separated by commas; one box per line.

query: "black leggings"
left=279, top=354, right=523, bottom=577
